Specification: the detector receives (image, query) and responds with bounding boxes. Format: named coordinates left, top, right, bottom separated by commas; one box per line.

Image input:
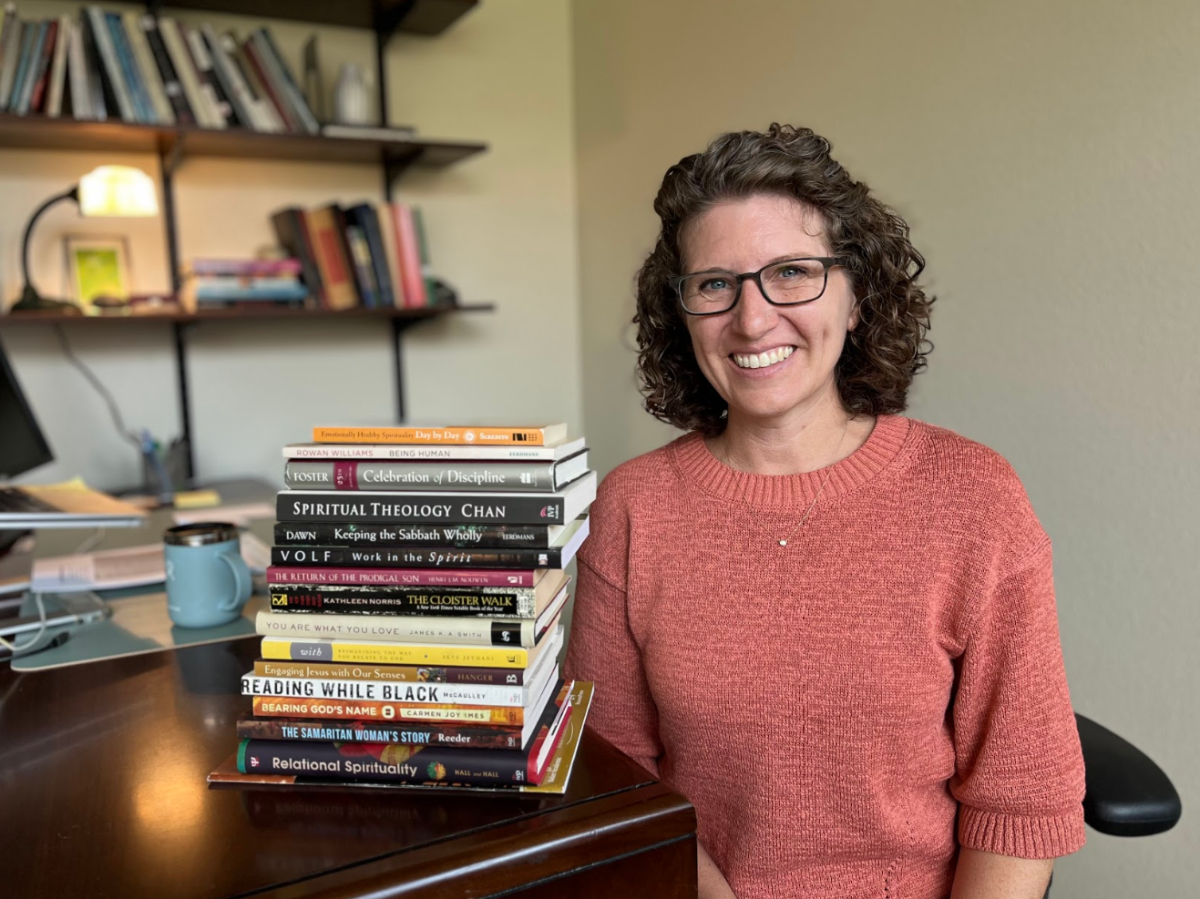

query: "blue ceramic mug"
left=164, top=522, right=252, bottom=628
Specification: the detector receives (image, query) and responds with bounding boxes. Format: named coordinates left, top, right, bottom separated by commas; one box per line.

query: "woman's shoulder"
left=595, top=434, right=692, bottom=505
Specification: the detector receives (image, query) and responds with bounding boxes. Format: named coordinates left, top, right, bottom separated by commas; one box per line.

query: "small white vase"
left=333, top=63, right=371, bottom=126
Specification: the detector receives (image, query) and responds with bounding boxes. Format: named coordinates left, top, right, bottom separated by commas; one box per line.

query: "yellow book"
left=312, top=424, right=567, bottom=446
left=260, top=636, right=533, bottom=669
left=251, top=696, right=525, bottom=725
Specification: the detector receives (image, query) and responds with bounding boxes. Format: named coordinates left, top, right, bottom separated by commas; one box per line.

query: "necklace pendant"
left=779, top=539, right=788, bottom=546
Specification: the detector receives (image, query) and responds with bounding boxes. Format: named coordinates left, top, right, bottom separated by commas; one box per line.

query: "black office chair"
left=1043, top=714, right=1182, bottom=897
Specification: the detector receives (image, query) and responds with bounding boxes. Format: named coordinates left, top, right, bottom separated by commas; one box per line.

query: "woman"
left=563, top=125, right=1085, bottom=899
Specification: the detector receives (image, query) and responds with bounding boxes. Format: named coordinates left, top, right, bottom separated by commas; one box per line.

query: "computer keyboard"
left=0, top=487, right=57, bottom=514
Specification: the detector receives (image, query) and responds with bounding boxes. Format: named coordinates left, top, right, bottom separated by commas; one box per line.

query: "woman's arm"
left=951, top=848, right=1053, bottom=899
left=698, top=841, right=738, bottom=899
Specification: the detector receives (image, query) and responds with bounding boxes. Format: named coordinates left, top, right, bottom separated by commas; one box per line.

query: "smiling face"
left=681, top=193, right=859, bottom=433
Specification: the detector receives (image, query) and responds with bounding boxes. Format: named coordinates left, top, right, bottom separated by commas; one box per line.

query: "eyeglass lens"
left=678, top=259, right=830, bottom=314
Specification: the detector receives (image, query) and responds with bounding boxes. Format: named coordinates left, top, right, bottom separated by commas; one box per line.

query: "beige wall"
left=573, top=1, right=1197, bottom=896
left=2, top=0, right=582, bottom=490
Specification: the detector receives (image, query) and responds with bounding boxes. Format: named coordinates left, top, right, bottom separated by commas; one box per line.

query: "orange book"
left=251, top=695, right=526, bottom=726
left=312, top=424, right=568, bottom=446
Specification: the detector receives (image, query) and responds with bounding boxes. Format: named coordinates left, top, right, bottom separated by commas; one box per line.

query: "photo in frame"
left=63, top=235, right=133, bottom=310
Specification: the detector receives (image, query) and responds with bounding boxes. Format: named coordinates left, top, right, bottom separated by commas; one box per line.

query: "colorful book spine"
left=9, top=20, right=41, bottom=115
left=260, top=636, right=534, bottom=668
left=122, top=10, right=172, bottom=124
left=251, top=695, right=527, bottom=726
left=269, top=541, right=572, bottom=569
left=44, top=15, right=69, bottom=116
left=0, top=4, right=20, bottom=111
left=105, top=12, right=151, bottom=123
left=20, top=19, right=52, bottom=115
left=283, top=459, right=571, bottom=493
left=160, top=17, right=217, bottom=127
left=253, top=27, right=319, bottom=134
left=140, top=15, right=193, bottom=125
left=390, top=202, right=427, bottom=308
left=267, top=586, right=544, bottom=619
left=274, top=521, right=571, bottom=550
left=241, top=673, right=531, bottom=707
left=313, top=426, right=561, bottom=446
left=255, top=609, right=541, bottom=647
left=269, top=209, right=325, bottom=305
left=236, top=733, right=552, bottom=786
left=251, top=658, right=543, bottom=686
left=284, top=441, right=585, bottom=462
left=267, top=564, right=542, bottom=588
left=275, top=482, right=591, bottom=525
left=236, top=712, right=531, bottom=749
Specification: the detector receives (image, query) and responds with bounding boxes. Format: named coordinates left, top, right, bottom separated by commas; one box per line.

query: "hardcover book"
left=267, top=563, right=550, bottom=588
left=276, top=471, right=597, bottom=526
left=269, top=516, right=588, bottom=568
left=283, top=435, right=586, bottom=462
left=282, top=452, right=589, bottom=493
left=259, top=621, right=564, bottom=669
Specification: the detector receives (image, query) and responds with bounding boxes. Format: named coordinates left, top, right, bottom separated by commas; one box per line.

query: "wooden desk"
left=0, top=637, right=697, bottom=898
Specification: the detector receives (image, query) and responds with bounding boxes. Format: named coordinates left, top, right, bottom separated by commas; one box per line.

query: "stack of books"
left=270, top=201, right=437, bottom=311
left=181, top=258, right=308, bottom=309
left=209, top=423, right=597, bottom=795
left=0, top=3, right=368, bottom=136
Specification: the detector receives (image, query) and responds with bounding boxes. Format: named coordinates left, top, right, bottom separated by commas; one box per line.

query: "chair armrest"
left=1076, top=713, right=1182, bottom=836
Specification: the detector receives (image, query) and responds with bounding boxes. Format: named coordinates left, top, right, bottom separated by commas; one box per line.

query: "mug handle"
left=217, top=550, right=253, bottom=613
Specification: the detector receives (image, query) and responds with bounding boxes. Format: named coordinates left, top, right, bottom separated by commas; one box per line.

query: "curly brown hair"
left=634, top=123, right=935, bottom=435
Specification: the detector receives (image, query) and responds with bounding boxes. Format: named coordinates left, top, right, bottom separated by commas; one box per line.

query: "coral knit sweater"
left=563, top=415, right=1086, bottom=899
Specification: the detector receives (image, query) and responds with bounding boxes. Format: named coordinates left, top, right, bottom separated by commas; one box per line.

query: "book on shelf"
left=276, top=470, right=598, bottom=525
left=140, top=14, right=193, bottom=125
left=43, top=14, right=68, bottom=117
left=0, top=5, right=19, bottom=111
left=282, top=452, right=590, bottom=493
left=122, top=10, right=172, bottom=124
left=321, top=123, right=418, bottom=142
left=269, top=208, right=326, bottom=306
left=304, top=205, right=359, bottom=310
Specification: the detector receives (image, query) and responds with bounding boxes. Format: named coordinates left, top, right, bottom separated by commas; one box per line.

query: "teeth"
left=733, top=346, right=794, bottom=369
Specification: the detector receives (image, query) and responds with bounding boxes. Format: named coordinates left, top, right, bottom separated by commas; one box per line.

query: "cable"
left=52, top=324, right=142, bottom=451
left=0, top=590, right=48, bottom=654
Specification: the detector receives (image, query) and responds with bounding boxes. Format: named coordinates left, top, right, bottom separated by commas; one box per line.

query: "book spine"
left=343, top=222, right=379, bottom=307
left=269, top=208, right=326, bottom=305
left=79, top=11, right=109, bottom=120
left=192, top=281, right=308, bottom=301
left=306, top=207, right=358, bottom=309
left=44, top=16, right=69, bottom=116
left=259, top=637, right=531, bottom=668
left=252, top=658, right=534, bottom=686
left=283, top=460, right=558, bottom=493
left=105, top=13, right=151, bottom=123
left=391, top=203, right=428, bottom=308
left=268, top=563, right=540, bottom=588
left=274, top=521, right=561, bottom=550
left=238, top=739, right=532, bottom=786
left=65, top=18, right=92, bottom=119
left=250, top=696, right=526, bottom=726
left=240, top=35, right=296, bottom=131
left=236, top=713, right=529, bottom=748
left=254, top=27, right=319, bottom=133
left=21, top=20, right=53, bottom=115
left=241, top=673, right=526, bottom=706
left=230, top=37, right=281, bottom=131
left=267, top=585, right=534, bottom=618
left=122, top=11, right=172, bottom=124
left=188, top=258, right=303, bottom=276
left=276, top=492, right=568, bottom=525
left=0, top=4, right=19, bottom=111
left=255, top=609, right=536, bottom=646
left=271, top=542, right=565, bottom=569
left=355, top=204, right=395, bottom=308
left=313, top=426, right=553, bottom=446
left=285, top=443, right=572, bottom=461
left=141, top=15, right=192, bottom=125
left=202, top=25, right=255, bottom=128
left=159, top=18, right=214, bottom=128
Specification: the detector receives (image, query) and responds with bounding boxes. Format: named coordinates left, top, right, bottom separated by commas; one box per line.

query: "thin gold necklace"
left=717, top=417, right=851, bottom=547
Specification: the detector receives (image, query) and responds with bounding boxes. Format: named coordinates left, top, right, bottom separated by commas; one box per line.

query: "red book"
left=267, top=565, right=542, bottom=588
left=389, top=202, right=428, bottom=308
left=305, top=206, right=358, bottom=310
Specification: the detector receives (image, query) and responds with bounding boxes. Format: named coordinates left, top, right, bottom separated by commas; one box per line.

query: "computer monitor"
left=0, top=331, right=54, bottom=481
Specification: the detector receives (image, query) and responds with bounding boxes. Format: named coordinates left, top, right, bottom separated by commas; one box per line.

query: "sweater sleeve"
left=562, top=477, right=664, bottom=780
left=950, top=541, right=1087, bottom=859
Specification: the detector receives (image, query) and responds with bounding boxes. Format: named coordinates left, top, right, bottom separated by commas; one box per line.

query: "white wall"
left=572, top=1, right=1198, bottom=896
left=2, top=0, right=582, bottom=491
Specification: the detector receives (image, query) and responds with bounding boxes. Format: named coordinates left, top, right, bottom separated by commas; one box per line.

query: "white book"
left=159, top=17, right=217, bottom=128
left=282, top=436, right=588, bottom=462
left=84, top=6, right=135, bottom=122
left=122, top=10, right=172, bottom=124
left=64, top=18, right=91, bottom=119
left=44, top=15, right=70, bottom=117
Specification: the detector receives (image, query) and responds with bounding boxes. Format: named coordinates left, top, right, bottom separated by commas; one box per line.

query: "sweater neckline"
left=670, top=414, right=911, bottom=509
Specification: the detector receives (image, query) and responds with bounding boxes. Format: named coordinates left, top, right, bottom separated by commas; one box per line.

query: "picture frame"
left=63, top=234, right=133, bottom=311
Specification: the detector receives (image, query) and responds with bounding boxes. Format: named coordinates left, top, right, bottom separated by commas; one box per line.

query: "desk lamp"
left=10, top=165, right=159, bottom=313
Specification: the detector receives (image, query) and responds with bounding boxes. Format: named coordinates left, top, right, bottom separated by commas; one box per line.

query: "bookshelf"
left=0, top=0, right=488, bottom=481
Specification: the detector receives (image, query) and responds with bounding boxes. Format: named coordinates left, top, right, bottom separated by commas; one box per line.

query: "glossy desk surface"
left=0, top=636, right=696, bottom=898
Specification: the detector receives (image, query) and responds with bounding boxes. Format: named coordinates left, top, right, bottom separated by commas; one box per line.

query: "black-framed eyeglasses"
left=670, top=256, right=849, bottom=316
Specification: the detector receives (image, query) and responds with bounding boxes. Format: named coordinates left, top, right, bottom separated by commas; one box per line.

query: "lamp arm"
left=20, top=185, right=80, bottom=301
